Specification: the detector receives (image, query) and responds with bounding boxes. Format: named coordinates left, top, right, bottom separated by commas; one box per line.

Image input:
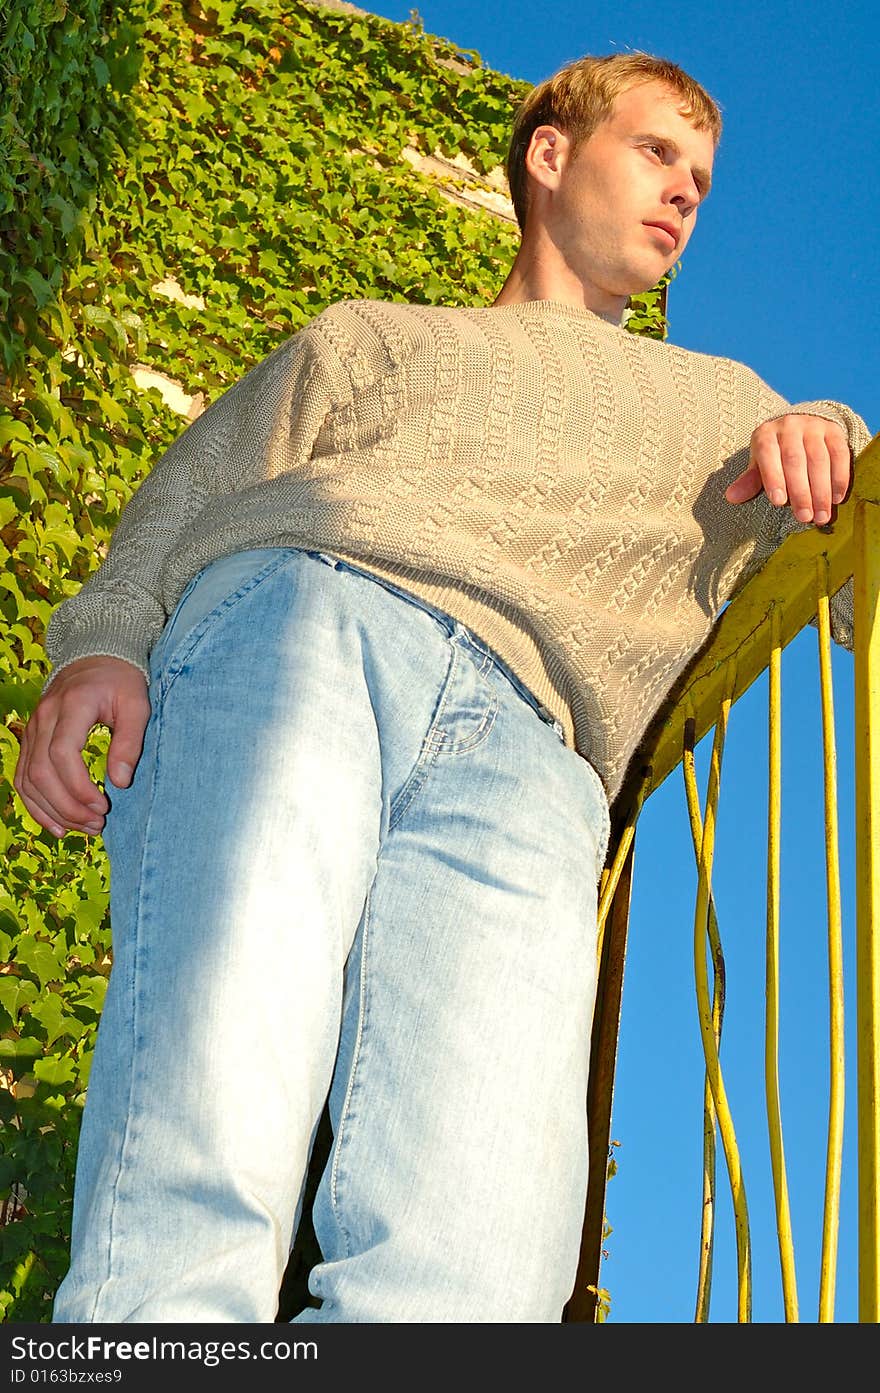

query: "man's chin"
left=622, top=266, right=675, bottom=297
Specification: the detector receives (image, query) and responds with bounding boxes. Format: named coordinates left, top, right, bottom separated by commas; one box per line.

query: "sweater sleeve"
left=43, top=314, right=351, bottom=687
left=735, top=368, right=874, bottom=652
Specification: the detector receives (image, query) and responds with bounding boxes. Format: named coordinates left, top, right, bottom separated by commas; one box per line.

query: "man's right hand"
left=13, top=656, right=151, bottom=839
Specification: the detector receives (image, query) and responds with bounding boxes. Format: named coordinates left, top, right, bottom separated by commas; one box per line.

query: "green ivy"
left=1, top=0, right=667, bottom=1320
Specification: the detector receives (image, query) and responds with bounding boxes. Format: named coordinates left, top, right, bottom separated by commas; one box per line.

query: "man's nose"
left=669, top=185, right=699, bottom=218
left=668, top=164, right=701, bottom=215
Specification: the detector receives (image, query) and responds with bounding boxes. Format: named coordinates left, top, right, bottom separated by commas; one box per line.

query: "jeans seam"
left=150, top=570, right=202, bottom=656
left=582, top=759, right=611, bottom=853
left=327, top=891, right=373, bottom=1260
left=386, top=644, right=458, bottom=831
left=311, top=553, right=457, bottom=641
left=387, top=758, right=435, bottom=832
left=582, top=761, right=611, bottom=877
left=89, top=700, right=167, bottom=1319
left=154, top=550, right=294, bottom=697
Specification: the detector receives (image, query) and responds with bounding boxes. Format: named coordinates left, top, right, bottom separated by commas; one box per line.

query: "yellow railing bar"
left=681, top=720, right=726, bottom=1322
left=596, top=770, right=651, bottom=952
left=853, top=471, right=880, bottom=1322
left=815, top=555, right=845, bottom=1322
left=690, top=664, right=752, bottom=1321
left=765, top=601, right=799, bottom=1319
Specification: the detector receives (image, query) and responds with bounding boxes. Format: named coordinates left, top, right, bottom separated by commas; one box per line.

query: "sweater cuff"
left=42, top=628, right=153, bottom=695
left=763, top=399, right=872, bottom=458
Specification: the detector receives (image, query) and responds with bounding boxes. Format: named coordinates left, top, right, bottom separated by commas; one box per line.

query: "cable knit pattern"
left=44, top=298, right=873, bottom=802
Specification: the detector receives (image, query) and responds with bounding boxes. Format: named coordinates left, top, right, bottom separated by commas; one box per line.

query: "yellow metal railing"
left=565, top=431, right=880, bottom=1325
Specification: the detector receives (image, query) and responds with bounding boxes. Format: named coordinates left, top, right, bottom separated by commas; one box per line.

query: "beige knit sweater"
left=45, top=297, right=872, bottom=803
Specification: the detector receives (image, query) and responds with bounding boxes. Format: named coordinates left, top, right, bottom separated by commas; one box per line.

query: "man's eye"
left=646, top=143, right=664, bottom=158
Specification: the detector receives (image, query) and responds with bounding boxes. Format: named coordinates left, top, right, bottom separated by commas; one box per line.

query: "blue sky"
left=365, top=0, right=879, bottom=1322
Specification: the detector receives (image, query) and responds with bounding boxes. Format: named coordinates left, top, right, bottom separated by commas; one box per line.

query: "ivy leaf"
left=82, top=305, right=130, bottom=356
left=28, top=993, right=86, bottom=1048
left=0, top=901, right=24, bottom=937
left=70, top=976, right=108, bottom=1014
left=75, top=897, right=110, bottom=937
left=45, top=194, right=78, bottom=237
left=40, top=526, right=82, bottom=565
left=13, top=937, right=66, bottom=990
left=0, top=679, right=41, bottom=719
left=0, top=418, right=35, bottom=450
left=33, top=1055, right=76, bottom=1087
left=13, top=268, right=55, bottom=309
left=0, top=1035, right=42, bottom=1060
left=0, top=976, right=38, bottom=1020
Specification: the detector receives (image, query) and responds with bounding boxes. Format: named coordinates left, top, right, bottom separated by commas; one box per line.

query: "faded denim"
left=53, top=547, right=610, bottom=1323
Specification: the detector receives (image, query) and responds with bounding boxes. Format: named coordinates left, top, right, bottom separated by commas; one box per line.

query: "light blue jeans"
left=53, top=547, right=610, bottom=1323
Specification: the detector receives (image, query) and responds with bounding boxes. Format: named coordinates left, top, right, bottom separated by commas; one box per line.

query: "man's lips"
left=644, top=221, right=679, bottom=250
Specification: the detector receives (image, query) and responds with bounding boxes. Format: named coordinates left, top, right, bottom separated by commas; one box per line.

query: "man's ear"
left=524, top=125, right=571, bottom=194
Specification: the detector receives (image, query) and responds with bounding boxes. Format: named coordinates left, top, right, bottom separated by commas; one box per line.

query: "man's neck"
left=491, top=247, right=627, bottom=326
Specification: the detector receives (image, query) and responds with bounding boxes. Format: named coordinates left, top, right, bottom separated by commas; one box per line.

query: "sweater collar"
left=485, top=298, right=628, bottom=332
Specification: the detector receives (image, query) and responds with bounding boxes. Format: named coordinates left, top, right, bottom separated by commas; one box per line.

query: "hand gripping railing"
left=564, top=430, right=880, bottom=1324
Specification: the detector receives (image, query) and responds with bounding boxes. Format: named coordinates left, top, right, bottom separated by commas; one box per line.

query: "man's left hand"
left=724, top=414, right=851, bottom=525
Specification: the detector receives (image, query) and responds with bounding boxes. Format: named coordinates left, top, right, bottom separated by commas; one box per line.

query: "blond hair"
left=506, top=52, right=723, bottom=231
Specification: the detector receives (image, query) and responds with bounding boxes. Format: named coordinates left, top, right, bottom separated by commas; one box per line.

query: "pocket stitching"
left=425, top=642, right=498, bottom=756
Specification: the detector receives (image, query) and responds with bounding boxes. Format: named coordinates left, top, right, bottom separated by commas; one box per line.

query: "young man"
left=14, top=53, right=870, bottom=1323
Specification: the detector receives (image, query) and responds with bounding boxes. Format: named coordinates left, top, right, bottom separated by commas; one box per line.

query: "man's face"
left=539, top=80, right=716, bottom=304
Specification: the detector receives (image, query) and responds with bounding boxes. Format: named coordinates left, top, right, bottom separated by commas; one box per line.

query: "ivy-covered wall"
left=0, top=0, right=666, bottom=1319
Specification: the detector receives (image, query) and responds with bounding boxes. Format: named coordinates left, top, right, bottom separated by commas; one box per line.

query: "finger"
left=17, top=753, right=106, bottom=834
left=46, top=705, right=115, bottom=816
left=15, top=774, right=101, bottom=838
left=14, top=724, right=100, bottom=836
left=105, top=690, right=151, bottom=788
left=805, top=434, right=832, bottom=523
left=828, top=429, right=853, bottom=504
left=14, top=759, right=69, bottom=836
left=14, top=719, right=64, bottom=832
left=17, top=705, right=107, bottom=832
left=750, top=430, right=788, bottom=506
left=725, top=464, right=764, bottom=503
left=776, top=425, right=812, bottom=521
